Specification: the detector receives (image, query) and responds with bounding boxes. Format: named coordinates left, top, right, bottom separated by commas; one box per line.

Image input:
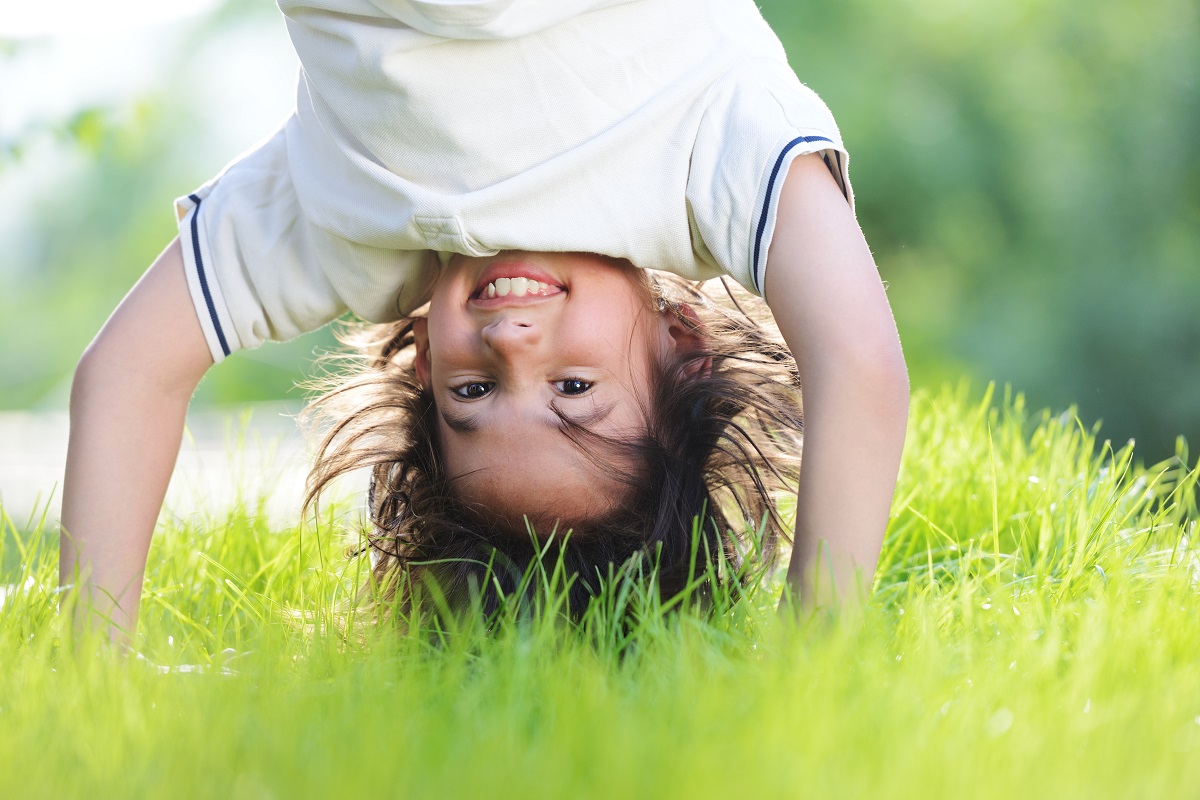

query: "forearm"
left=785, top=362, right=908, bottom=608
left=60, top=239, right=212, bottom=644
left=61, top=361, right=195, bottom=641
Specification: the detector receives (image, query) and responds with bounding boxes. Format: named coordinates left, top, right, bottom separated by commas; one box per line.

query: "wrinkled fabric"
left=177, top=0, right=848, bottom=361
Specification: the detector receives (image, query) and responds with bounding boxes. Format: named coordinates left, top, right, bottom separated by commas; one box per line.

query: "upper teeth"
left=485, top=278, right=553, bottom=298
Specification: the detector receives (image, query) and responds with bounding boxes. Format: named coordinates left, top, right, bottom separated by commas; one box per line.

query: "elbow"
left=836, top=318, right=908, bottom=387
left=814, top=328, right=910, bottom=427
left=70, top=322, right=208, bottom=419
left=70, top=239, right=214, bottom=418
left=876, top=338, right=910, bottom=413
left=70, top=335, right=112, bottom=417
left=858, top=339, right=910, bottom=430
left=69, top=331, right=139, bottom=425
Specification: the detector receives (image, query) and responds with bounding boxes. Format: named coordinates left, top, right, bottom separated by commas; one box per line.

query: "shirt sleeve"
left=175, top=118, right=348, bottom=362
left=686, top=57, right=852, bottom=300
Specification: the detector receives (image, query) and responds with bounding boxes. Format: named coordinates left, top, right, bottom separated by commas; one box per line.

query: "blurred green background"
left=2, top=0, right=1197, bottom=459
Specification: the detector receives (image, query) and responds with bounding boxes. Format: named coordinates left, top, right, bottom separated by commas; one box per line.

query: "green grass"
left=2, top=384, right=1197, bottom=799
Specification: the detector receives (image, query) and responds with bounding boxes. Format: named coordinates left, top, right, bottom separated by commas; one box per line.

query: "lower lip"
left=469, top=288, right=565, bottom=309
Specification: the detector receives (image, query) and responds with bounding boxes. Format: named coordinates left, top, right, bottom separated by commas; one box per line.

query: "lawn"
left=2, top=384, right=1197, bottom=799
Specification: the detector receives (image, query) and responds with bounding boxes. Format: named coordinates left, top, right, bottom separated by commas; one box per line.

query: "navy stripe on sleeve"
left=188, top=194, right=231, bottom=358
left=751, top=135, right=833, bottom=294
left=834, top=149, right=848, bottom=201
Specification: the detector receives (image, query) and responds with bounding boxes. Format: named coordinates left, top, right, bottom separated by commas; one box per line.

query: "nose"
left=480, top=317, right=542, bottom=363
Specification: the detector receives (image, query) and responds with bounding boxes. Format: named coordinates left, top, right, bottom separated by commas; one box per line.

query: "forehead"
left=437, top=407, right=642, bottom=530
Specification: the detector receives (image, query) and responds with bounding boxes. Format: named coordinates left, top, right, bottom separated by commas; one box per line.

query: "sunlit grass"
left=2, top=384, right=1197, bottom=798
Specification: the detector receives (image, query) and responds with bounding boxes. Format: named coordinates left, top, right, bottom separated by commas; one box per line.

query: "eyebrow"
left=440, top=401, right=616, bottom=435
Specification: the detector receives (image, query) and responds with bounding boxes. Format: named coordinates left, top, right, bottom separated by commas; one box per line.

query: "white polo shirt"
left=176, top=0, right=851, bottom=361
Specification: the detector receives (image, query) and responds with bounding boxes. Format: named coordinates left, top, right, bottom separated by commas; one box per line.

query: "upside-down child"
left=61, top=0, right=909, bottom=640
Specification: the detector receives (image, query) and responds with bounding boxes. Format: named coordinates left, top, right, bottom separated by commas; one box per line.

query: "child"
left=304, top=258, right=808, bottom=618
left=61, top=0, right=909, bottom=639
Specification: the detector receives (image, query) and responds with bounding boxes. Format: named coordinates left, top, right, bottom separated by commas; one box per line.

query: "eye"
left=452, top=381, right=494, bottom=399
left=555, top=378, right=593, bottom=396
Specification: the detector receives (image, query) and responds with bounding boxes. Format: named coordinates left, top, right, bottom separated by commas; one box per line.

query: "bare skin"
left=61, top=239, right=212, bottom=644
left=765, top=154, right=910, bottom=610
left=60, top=153, right=906, bottom=643
left=411, top=251, right=697, bottom=529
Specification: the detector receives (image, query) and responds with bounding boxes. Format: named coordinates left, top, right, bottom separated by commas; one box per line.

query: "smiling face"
left=412, top=251, right=684, bottom=533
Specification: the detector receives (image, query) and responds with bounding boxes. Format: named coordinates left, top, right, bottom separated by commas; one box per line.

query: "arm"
left=764, top=154, right=910, bottom=612
left=61, top=238, right=214, bottom=646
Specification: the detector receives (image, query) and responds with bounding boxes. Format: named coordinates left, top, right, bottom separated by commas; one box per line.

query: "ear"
left=661, top=303, right=712, bottom=379
left=412, top=317, right=431, bottom=388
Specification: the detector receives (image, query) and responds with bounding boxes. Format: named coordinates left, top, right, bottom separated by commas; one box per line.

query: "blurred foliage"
left=0, top=0, right=1196, bottom=458
left=0, top=0, right=334, bottom=409
left=762, top=0, right=1200, bottom=458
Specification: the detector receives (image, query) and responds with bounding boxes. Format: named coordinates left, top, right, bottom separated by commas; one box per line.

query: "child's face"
left=414, top=251, right=675, bottom=531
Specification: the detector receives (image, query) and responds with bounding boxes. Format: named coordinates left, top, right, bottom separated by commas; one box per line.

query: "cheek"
left=596, top=310, right=662, bottom=383
left=580, top=293, right=648, bottom=343
left=435, top=423, right=467, bottom=478
left=425, top=317, right=478, bottom=374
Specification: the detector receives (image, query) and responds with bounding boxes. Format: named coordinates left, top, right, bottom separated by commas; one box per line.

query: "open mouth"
left=477, top=277, right=558, bottom=299
left=470, top=262, right=566, bottom=303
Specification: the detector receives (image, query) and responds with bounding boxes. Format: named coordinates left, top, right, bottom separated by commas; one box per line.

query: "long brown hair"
left=302, top=272, right=803, bottom=621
